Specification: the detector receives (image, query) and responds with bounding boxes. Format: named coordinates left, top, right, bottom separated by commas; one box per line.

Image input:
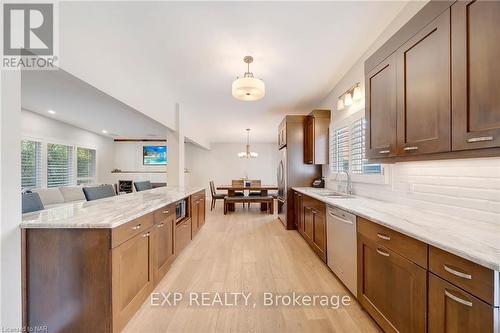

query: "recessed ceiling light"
left=47, top=110, right=56, bottom=115
left=101, top=130, right=108, bottom=134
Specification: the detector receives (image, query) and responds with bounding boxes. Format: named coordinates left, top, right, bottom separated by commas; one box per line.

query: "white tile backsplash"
left=326, top=157, right=500, bottom=225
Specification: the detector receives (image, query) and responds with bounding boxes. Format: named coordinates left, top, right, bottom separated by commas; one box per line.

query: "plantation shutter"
left=350, top=118, right=381, bottom=174
left=77, top=147, right=96, bottom=185
left=21, top=140, right=42, bottom=189
left=47, top=143, right=74, bottom=188
left=330, top=126, right=349, bottom=172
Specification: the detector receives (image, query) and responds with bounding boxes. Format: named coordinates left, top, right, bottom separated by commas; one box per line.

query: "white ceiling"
left=54, top=1, right=408, bottom=144
left=21, top=70, right=169, bottom=139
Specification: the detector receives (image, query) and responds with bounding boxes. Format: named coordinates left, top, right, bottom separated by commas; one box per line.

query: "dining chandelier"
left=232, top=56, right=265, bottom=101
left=238, top=129, right=258, bottom=158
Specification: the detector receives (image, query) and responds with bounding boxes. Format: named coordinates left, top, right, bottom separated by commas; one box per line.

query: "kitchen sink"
left=315, top=191, right=352, bottom=198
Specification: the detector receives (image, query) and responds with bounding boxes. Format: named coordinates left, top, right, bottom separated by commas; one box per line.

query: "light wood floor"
left=123, top=202, right=380, bottom=333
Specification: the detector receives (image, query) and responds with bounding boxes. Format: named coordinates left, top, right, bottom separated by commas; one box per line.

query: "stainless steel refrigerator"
left=277, top=116, right=321, bottom=229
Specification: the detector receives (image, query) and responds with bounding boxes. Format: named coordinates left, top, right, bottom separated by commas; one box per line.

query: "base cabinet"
left=357, top=235, right=427, bottom=333
left=112, top=229, right=154, bottom=333
left=152, top=211, right=176, bottom=284
left=428, top=273, right=495, bottom=333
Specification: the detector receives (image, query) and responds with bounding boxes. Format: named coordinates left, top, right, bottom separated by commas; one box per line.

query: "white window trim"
left=329, top=111, right=389, bottom=185
left=21, top=135, right=99, bottom=188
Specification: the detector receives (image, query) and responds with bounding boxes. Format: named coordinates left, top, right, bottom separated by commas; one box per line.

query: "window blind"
left=47, top=143, right=74, bottom=188
left=21, top=140, right=42, bottom=189
left=330, top=126, right=349, bottom=172
left=350, top=118, right=381, bottom=174
left=77, top=147, right=96, bottom=185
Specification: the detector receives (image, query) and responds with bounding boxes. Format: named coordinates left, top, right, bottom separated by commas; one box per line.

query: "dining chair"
left=248, top=179, right=262, bottom=208
left=22, top=192, right=45, bottom=213
left=231, top=179, right=246, bottom=208
left=209, top=181, right=225, bottom=210
left=134, top=180, right=152, bottom=192
left=83, top=184, right=116, bottom=201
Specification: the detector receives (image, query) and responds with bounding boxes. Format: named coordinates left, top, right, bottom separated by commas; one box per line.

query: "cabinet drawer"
left=154, top=204, right=175, bottom=224
left=429, top=246, right=496, bottom=305
left=357, top=217, right=427, bottom=268
left=112, top=213, right=154, bottom=248
left=175, top=218, right=192, bottom=254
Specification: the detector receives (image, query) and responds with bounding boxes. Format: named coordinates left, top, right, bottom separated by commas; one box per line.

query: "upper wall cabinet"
left=304, top=109, right=330, bottom=164
left=451, top=0, right=500, bottom=150
left=365, top=0, right=500, bottom=162
left=396, top=9, right=451, bottom=156
left=365, top=54, right=397, bottom=159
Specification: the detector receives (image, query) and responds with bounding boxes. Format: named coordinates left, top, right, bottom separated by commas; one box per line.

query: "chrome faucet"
left=336, top=170, right=352, bottom=195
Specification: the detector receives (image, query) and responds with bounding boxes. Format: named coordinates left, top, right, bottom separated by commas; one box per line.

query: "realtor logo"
left=3, top=3, right=53, bottom=55
left=2, top=3, right=58, bottom=69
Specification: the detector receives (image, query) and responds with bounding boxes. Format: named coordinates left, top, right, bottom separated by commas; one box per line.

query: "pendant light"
left=232, top=56, right=265, bottom=101
left=238, top=129, right=258, bottom=158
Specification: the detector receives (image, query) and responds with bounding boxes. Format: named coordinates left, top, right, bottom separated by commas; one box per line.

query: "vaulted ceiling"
left=56, top=1, right=408, bottom=144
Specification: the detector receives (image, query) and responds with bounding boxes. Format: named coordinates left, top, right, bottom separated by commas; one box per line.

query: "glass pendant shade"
left=344, top=92, right=353, bottom=106
left=232, top=77, right=265, bottom=101
left=353, top=85, right=363, bottom=101
left=238, top=129, right=258, bottom=158
left=337, top=98, right=345, bottom=110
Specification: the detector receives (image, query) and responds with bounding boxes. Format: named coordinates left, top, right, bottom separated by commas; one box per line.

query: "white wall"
left=1, top=71, right=22, bottom=329
left=317, top=1, right=500, bottom=225
left=185, top=142, right=278, bottom=191
left=112, top=141, right=167, bottom=184
left=21, top=109, right=115, bottom=184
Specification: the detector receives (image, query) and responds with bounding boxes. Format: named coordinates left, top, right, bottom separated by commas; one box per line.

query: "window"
left=21, top=140, right=42, bottom=189
left=77, top=147, right=96, bottom=185
left=47, top=143, right=74, bottom=188
left=330, top=117, right=381, bottom=175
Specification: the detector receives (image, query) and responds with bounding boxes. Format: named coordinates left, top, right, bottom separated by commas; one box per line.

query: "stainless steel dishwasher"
left=326, top=205, right=357, bottom=296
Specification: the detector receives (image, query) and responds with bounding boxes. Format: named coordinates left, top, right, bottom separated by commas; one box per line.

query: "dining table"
left=217, top=185, right=278, bottom=212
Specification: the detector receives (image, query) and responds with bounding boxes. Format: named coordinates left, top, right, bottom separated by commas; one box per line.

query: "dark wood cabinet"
left=451, top=0, right=500, bottom=151
left=365, top=54, right=397, bottom=159
left=191, top=190, right=206, bottom=238
left=303, top=110, right=331, bottom=165
left=365, top=0, right=500, bottom=162
left=396, top=9, right=451, bottom=156
left=175, top=217, right=192, bottom=254
left=152, top=210, right=176, bottom=284
left=297, top=193, right=326, bottom=263
left=112, top=229, right=154, bottom=333
left=357, top=234, right=427, bottom=333
left=428, top=273, right=495, bottom=333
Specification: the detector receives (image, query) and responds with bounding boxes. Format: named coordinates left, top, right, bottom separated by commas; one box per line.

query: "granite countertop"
left=21, top=187, right=205, bottom=229
left=293, top=187, right=500, bottom=271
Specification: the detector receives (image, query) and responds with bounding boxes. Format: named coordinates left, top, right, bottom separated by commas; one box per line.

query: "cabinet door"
left=303, top=206, right=314, bottom=243
left=304, top=116, right=315, bottom=164
left=396, top=9, right=451, bottom=156
left=112, top=229, right=154, bottom=333
left=357, top=236, right=427, bottom=333
left=428, top=273, right=494, bottom=333
left=311, top=209, right=326, bottom=262
left=365, top=54, right=398, bottom=158
left=198, top=197, right=206, bottom=228
left=452, top=0, right=500, bottom=150
left=294, top=192, right=303, bottom=231
left=191, top=198, right=199, bottom=237
left=152, top=213, right=175, bottom=284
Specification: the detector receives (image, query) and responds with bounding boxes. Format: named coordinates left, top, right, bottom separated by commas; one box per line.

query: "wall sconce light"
left=336, top=82, right=362, bottom=111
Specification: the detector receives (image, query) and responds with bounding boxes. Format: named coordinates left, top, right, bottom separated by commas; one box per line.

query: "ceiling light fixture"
left=232, top=56, right=265, bottom=101
left=238, top=129, right=258, bottom=158
left=336, top=83, right=362, bottom=110
left=101, top=130, right=108, bottom=134
left=47, top=110, right=56, bottom=115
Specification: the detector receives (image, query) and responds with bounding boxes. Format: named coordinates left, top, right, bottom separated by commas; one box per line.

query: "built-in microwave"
left=175, top=199, right=187, bottom=222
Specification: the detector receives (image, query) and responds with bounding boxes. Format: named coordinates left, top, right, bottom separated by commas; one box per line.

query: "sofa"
left=32, top=184, right=112, bottom=209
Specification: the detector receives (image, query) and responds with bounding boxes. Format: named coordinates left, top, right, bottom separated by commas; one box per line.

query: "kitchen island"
left=21, top=187, right=206, bottom=333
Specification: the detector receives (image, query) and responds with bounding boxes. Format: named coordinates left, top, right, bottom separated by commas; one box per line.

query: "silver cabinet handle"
left=142, top=232, right=150, bottom=238
left=132, top=224, right=142, bottom=230
left=403, top=146, right=419, bottom=151
left=445, top=290, right=472, bottom=307
left=376, top=248, right=390, bottom=257
left=163, top=210, right=170, bottom=214
left=157, top=223, right=165, bottom=228
left=379, top=150, right=390, bottom=154
left=377, top=233, right=391, bottom=241
left=444, top=265, right=472, bottom=280
left=467, top=136, right=493, bottom=143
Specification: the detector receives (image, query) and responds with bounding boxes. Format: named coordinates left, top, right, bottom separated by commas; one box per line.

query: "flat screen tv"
left=143, top=145, right=167, bottom=165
